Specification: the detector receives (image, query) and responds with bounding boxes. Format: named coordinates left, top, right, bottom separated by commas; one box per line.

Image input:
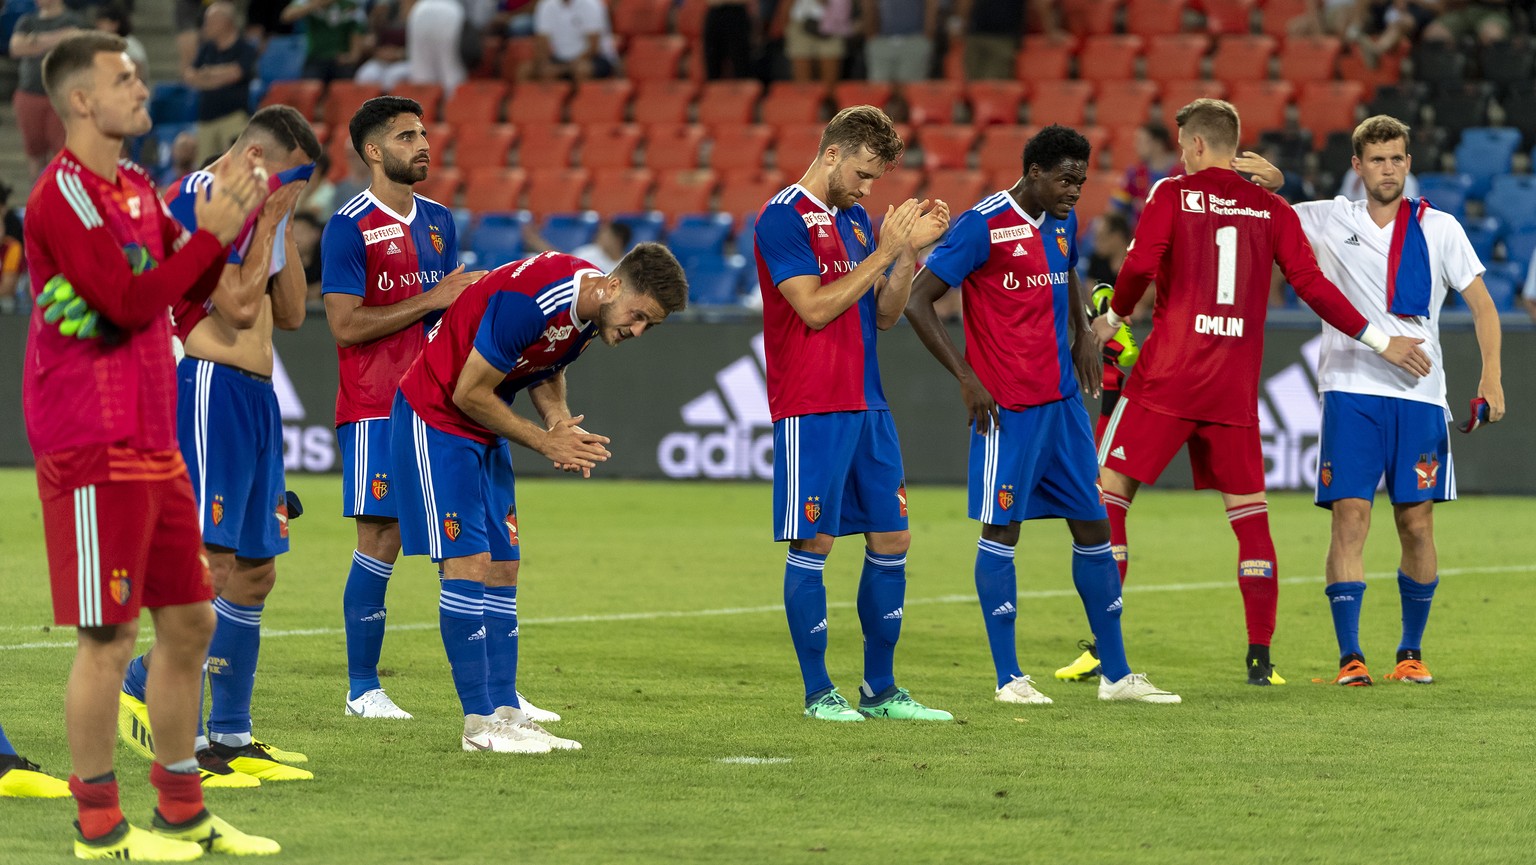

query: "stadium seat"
left=1367, top=83, right=1425, bottom=127
left=965, top=80, right=1026, bottom=126
left=924, top=170, right=987, bottom=213
left=902, top=81, right=964, bottom=125
left=1201, top=0, right=1256, bottom=34
left=150, top=83, right=199, bottom=125
left=1411, top=43, right=1465, bottom=88
left=611, top=211, right=666, bottom=246
left=1500, top=82, right=1536, bottom=148
left=1107, top=125, right=1143, bottom=170
left=260, top=80, right=322, bottom=118
left=1125, top=0, right=1189, bottom=36
left=507, top=82, right=571, bottom=125
left=977, top=127, right=1033, bottom=175
left=686, top=255, right=747, bottom=306
left=324, top=81, right=382, bottom=126
left=393, top=83, right=444, bottom=121
left=833, top=81, right=893, bottom=113
left=1480, top=262, right=1520, bottom=310
left=1143, top=34, right=1211, bottom=83
left=774, top=123, right=826, bottom=166
left=643, top=123, right=706, bottom=170
left=569, top=79, right=635, bottom=125
left=652, top=170, right=719, bottom=220
left=463, top=167, right=528, bottom=214
left=1416, top=173, right=1472, bottom=219
left=1278, top=35, right=1341, bottom=84
left=414, top=166, right=462, bottom=206
left=1211, top=34, right=1276, bottom=82
left=668, top=213, right=735, bottom=264
left=1504, top=226, right=1536, bottom=276
left=1296, top=81, right=1364, bottom=138
left=525, top=169, right=592, bottom=216
left=588, top=169, right=655, bottom=215
left=1485, top=174, right=1536, bottom=232
left=736, top=211, right=758, bottom=259
left=761, top=82, right=827, bottom=126
left=1480, top=40, right=1535, bottom=93
left=1336, top=45, right=1405, bottom=101
left=1461, top=216, right=1502, bottom=264
left=541, top=211, right=600, bottom=250
left=1014, top=35, right=1075, bottom=81
left=469, top=211, right=530, bottom=267
left=498, top=38, right=538, bottom=82
left=919, top=125, right=979, bottom=171
left=610, top=0, right=669, bottom=37
left=1028, top=80, right=1095, bottom=128
left=444, top=80, right=507, bottom=127
left=1157, top=79, right=1227, bottom=123
left=1259, top=0, right=1308, bottom=39
left=580, top=123, right=643, bottom=170
left=708, top=125, right=773, bottom=171
left=717, top=171, right=786, bottom=218
left=1228, top=81, right=1294, bottom=146
left=676, top=0, right=709, bottom=40
left=1078, top=126, right=1111, bottom=167
left=256, top=34, right=307, bottom=84
left=1428, top=85, right=1492, bottom=148
left=1078, top=35, right=1144, bottom=83
left=623, top=35, right=688, bottom=82
left=631, top=79, right=698, bottom=127
left=1060, top=0, right=1120, bottom=36
left=1454, top=128, right=1522, bottom=198
left=518, top=124, right=581, bottom=170
left=1094, top=80, right=1160, bottom=128
left=697, top=80, right=763, bottom=127
left=455, top=123, right=518, bottom=170
left=1074, top=175, right=1120, bottom=228
left=860, top=166, right=923, bottom=218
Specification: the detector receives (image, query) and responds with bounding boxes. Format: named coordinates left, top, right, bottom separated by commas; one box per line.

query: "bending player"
left=390, top=245, right=688, bottom=752
left=25, top=32, right=276, bottom=858
left=1086, top=99, right=1431, bottom=685
left=907, top=125, right=1179, bottom=705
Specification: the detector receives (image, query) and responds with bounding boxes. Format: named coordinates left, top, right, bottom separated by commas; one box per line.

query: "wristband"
left=1104, top=310, right=1126, bottom=329
left=1358, top=323, right=1390, bottom=354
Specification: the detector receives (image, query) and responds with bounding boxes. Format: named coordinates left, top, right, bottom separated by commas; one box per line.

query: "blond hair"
left=1175, top=98, right=1240, bottom=154
left=818, top=105, right=904, bottom=165
left=1351, top=115, right=1411, bottom=158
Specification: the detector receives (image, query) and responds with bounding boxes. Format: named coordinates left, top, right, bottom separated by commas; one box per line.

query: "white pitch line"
left=1, top=564, right=1531, bottom=652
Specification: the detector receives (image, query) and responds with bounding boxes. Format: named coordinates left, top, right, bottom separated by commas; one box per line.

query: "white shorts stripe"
left=75, top=486, right=101, bottom=626
left=193, top=361, right=213, bottom=528
left=411, top=414, right=441, bottom=559
left=1098, top=397, right=1130, bottom=465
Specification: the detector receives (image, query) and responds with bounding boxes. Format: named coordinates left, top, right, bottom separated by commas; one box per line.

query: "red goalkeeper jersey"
left=1110, top=167, right=1367, bottom=426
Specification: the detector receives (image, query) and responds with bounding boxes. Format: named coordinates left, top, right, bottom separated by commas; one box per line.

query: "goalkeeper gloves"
left=38, top=275, right=105, bottom=340
left=1088, top=283, right=1139, bottom=368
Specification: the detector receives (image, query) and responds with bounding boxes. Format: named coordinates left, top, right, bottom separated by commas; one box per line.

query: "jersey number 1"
left=1214, top=225, right=1236, bottom=305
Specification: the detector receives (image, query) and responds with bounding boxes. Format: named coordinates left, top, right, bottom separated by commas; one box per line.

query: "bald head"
left=203, top=2, right=239, bottom=40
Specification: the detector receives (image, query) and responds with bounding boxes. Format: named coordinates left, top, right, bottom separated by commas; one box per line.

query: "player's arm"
left=904, top=211, right=1002, bottom=431
left=527, top=369, right=573, bottom=427
left=875, top=199, right=948, bottom=330
left=318, top=217, right=481, bottom=347
left=9, top=19, right=84, bottom=58
left=1067, top=269, right=1101, bottom=397
left=1459, top=276, right=1505, bottom=421
left=205, top=183, right=303, bottom=328
left=1231, top=151, right=1285, bottom=193
left=270, top=215, right=308, bottom=331
left=1093, top=180, right=1174, bottom=346
left=766, top=200, right=919, bottom=330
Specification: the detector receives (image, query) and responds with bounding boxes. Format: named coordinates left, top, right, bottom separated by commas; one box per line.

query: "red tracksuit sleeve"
left=1110, top=179, right=1173, bottom=318
left=34, top=180, right=229, bottom=331
left=1271, top=199, right=1368, bottom=337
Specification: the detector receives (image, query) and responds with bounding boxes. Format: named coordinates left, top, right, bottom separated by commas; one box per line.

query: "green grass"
left=2, top=468, right=1534, bottom=864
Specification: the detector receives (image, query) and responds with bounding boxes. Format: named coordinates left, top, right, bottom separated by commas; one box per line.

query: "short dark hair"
left=1141, top=123, right=1172, bottom=151
left=1098, top=210, right=1130, bottom=241
left=613, top=242, right=688, bottom=315
left=605, top=220, right=633, bottom=249
left=244, top=104, right=322, bottom=161
left=1175, top=98, right=1240, bottom=154
left=96, top=3, right=132, bottom=36
left=348, top=95, right=424, bottom=162
left=1022, top=124, right=1092, bottom=174
left=42, top=33, right=128, bottom=113
left=819, top=105, right=904, bottom=165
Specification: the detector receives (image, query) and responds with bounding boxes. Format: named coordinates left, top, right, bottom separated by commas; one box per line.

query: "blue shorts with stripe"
left=969, top=393, right=1106, bottom=525
left=176, top=358, right=289, bottom=558
left=772, top=410, right=908, bottom=541
left=1315, top=391, right=1455, bottom=508
left=338, top=418, right=398, bottom=519
left=389, top=391, right=521, bottom=562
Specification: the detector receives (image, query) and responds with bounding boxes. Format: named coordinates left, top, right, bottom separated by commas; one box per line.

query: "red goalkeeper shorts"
left=1097, top=397, right=1265, bottom=495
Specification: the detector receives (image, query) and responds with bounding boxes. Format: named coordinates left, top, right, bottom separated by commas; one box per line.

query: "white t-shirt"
left=533, top=0, right=617, bottom=62
left=1294, top=196, right=1483, bottom=411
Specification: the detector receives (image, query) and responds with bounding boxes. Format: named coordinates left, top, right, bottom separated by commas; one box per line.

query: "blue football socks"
left=1072, top=542, right=1131, bottom=682
left=784, top=549, right=833, bottom=701
left=0, top=720, right=15, bottom=756
left=483, top=584, right=520, bottom=710
left=1326, top=581, right=1367, bottom=660
left=439, top=579, right=493, bottom=717
left=975, top=538, right=1024, bottom=688
left=857, top=549, right=907, bottom=699
left=343, top=551, right=393, bottom=700
left=206, top=597, right=263, bottom=743
left=1397, top=571, right=1438, bottom=653
left=123, top=654, right=149, bottom=701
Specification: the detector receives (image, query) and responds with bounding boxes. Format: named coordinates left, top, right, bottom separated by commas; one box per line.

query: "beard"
left=382, top=151, right=429, bottom=185
left=827, top=170, right=858, bottom=210
left=1367, top=179, right=1402, bottom=205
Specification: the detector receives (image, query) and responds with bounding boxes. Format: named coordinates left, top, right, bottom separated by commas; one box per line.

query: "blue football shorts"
left=970, top=392, right=1107, bottom=525
left=1315, top=391, right=1455, bottom=508
left=772, top=409, right=909, bottom=541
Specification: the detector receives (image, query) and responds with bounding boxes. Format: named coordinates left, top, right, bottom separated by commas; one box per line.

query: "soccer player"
left=390, top=245, right=689, bottom=752
left=1286, top=116, right=1504, bottom=685
left=1086, top=99, right=1432, bottom=686
left=24, top=31, right=277, bottom=857
left=754, top=105, right=952, bottom=722
left=117, top=105, right=321, bottom=787
left=321, top=96, right=487, bottom=720
left=0, top=720, right=70, bottom=798
left=906, top=125, right=1180, bottom=705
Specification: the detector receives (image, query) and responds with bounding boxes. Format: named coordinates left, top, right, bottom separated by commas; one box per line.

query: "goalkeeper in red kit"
left=1079, top=99, right=1431, bottom=687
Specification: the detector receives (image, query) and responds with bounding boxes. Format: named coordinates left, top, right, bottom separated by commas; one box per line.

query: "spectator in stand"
left=526, top=0, right=620, bottom=81
left=174, top=0, right=212, bottom=73
left=157, top=130, right=201, bottom=191
left=776, top=0, right=848, bottom=86
left=1, top=180, right=23, bottom=312
left=862, top=0, right=939, bottom=83
left=704, top=0, right=755, bottom=80
left=1086, top=210, right=1131, bottom=289
left=280, top=0, right=368, bottom=82
left=300, top=153, right=339, bottom=216
left=1423, top=0, right=1511, bottom=44
left=1288, top=0, right=1366, bottom=37
left=406, top=0, right=468, bottom=93
left=1356, top=1, right=1438, bottom=67
left=291, top=211, right=325, bottom=304
left=356, top=0, right=412, bottom=88
left=95, top=4, right=149, bottom=82
left=331, top=147, right=371, bottom=206
left=572, top=221, right=632, bottom=273
left=1110, top=123, right=1183, bottom=228
left=8, top=0, right=88, bottom=186
left=186, top=2, right=259, bottom=164
left=246, top=0, right=296, bottom=42
left=951, top=0, right=1062, bottom=81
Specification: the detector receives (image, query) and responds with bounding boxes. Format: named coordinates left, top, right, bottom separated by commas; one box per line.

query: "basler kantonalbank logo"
left=657, top=334, right=774, bottom=480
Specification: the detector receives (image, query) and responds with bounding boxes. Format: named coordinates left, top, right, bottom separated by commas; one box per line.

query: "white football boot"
left=462, top=714, right=552, bottom=754
left=514, top=691, right=562, bottom=723
left=345, top=688, right=413, bottom=719
left=995, top=674, right=1054, bottom=705
left=1098, top=673, right=1182, bottom=704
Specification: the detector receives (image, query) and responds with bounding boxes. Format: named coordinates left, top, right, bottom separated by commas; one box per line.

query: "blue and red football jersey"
left=321, top=190, right=460, bottom=424
left=399, top=252, right=598, bottom=444
left=753, top=185, right=885, bottom=422
left=922, top=190, right=1080, bottom=410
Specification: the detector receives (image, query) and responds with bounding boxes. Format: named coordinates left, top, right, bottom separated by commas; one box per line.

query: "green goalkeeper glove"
left=1088, top=283, right=1139, bottom=368
left=38, top=275, right=104, bottom=340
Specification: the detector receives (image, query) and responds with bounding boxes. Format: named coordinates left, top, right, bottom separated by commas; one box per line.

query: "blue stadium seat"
left=735, top=212, right=756, bottom=259
left=541, top=212, right=600, bottom=252
left=150, top=83, right=200, bottom=125
left=1485, top=175, right=1536, bottom=233
left=686, top=255, right=747, bottom=306
left=611, top=211, right=666, bottom=246
left=469, top=212, right=531, bottom=269
left=1416, top=173, right=1472, bottom=219
left=669, top=213, right=734, bottom=264
left=1503, top=226, right=1536, bottom=280
left=1462, top=217, right=1502, bottom=264
left=258, top=34, right=308, bottom=83
left=1480, top=261, right=1521, bottom=311
left=1453, top=128, right=1522, bottom=198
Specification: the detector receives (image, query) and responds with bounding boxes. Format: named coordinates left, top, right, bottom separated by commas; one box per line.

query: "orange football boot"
left=1385, top=657, right=1434, bottom=684
left=1334, top=657, right=1373, bottom=686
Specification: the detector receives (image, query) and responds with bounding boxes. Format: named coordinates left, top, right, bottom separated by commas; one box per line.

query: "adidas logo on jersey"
left=1012, top=243, right=1026, bottom=257
left=817, top=227, right=829, bottom=237
left=991, top=601, right=1016, bottom=617
left=810, top=618, right=828, bottom=634
left=883, top=607, right=904, bottom=620
left=386, top=241, right=402, bottom=255
left=1344, top=234, right=1360, bottom=246
left=1110, top=445, right=1126, bottom=460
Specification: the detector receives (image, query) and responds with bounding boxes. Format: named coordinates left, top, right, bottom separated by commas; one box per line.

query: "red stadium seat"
left=773, top=123, right=826, bottom=166
left=588, top=168, right=655, bottom=215
left=1125, top=0, right=1190, bottom=37
left=1157, top=79, right=1228, bottom=124
left=676, top=0, right=709, bottom=39
left=1078, top=35, right=1144, bottom=83
left=761, top=82, right=827, bottom=126
left=579, top=122, right=642, bottom=169
left=1061, top=0, right=1121, bottom=37
left=920, top=125, right=979, bottom=170
left=518, top=124, right=581, bottom=170
left=1201, top=0, right=1257, bottom=35
left=1144, top=34, right=1211, bottom=83
left=718, top=171, right=786, bottom=218
left=1210, top=34, right=1276, bottom=82
left=324, top=80, right=382, bottom=126
left=1094, top=80, right=1161, bottom=127
left=1336, top=45, right=1404, bottom=101
left=444, top=80, right=507, bottom=127
left=977, top=126, right=1033, bottom=174
left=859, top=166, right=923, bottom=218
left=1260, top=0, right=1309, bottom=39
left=1107, top=124, right=1144, bottom=170
left=498, top=38, right=537, bottom=82
left=966, top=80, right=1027, bottom=126
left=833, top=81, right=894, bottom=112
left=393, top=83, right=443, bottom=121
left=1278, top=35, right=1341, bottom=83
left=652, top=170, right=718, bottom=220
left=463, top=167, right=527, bottom=214
left=523, top=168, right=590, bottom=216
left=569, top=79, right=635, bottom=125
left=454, top=123, right=518, bottom=170
left=261, top=80, right=322, bottom=119
left=1228, top=80, right=1294, bottom=145
left=1296, top=80, right=1364, bottom=137
left=708, top=124, right=774, bottom=170
left=1015, top=35, right=1076, bottom=81
left=697, top=80, right=763, bottom=127
left=507, top=82, right=571, bottom=126
left=632, top=79, right=699, bottom=126
left=942, top=37, right=966, bottom=81
left=326, top=132, right=355, bottom=177
left=902, top=80, right=963, bottom=125
left=1074, top=175, right=1120, bottom=229
left=624, top=35, right=688, bottom=82
left=1028, top=80, right=1095, bottom=127
left=1080, top=126, right=1112, bottom=167
left=610, top=0, right=669, bottom=37
left=643, top=123, right=705, bottom=170
left=924, top=170, right=987, bottom=212
left=415, top=166, right=462, bottom=206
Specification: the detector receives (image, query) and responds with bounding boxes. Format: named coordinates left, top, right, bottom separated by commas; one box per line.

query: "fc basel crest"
left=804, top=496, right=822, bottom=523
left=429, top=226, right=445, bottom=255
left=372, top=474, right=389, bottom=500
left=109, top=569, right=132, bottom=606
left=1055, top=227, right=1069, bottom=257
left=1320, top=462, right=1333, bottom=487
left=211, top=494, right=225, bottom=526
left=505, top=506, right=519, bottom=546
left=896, top=483, right=908, bottom=518
left=851, top=223, right=868, bottom=248
left=275, top=498, right=289, bottom=539
left=1414, top=454, right=1440, bottom=490
left=444, top=513, right=462, bottom=541
left=997, top=484, right=1015, bottom=511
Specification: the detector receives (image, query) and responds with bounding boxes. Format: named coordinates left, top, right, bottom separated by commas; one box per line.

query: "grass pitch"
left=2, top=468, right=1533, bottom=864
